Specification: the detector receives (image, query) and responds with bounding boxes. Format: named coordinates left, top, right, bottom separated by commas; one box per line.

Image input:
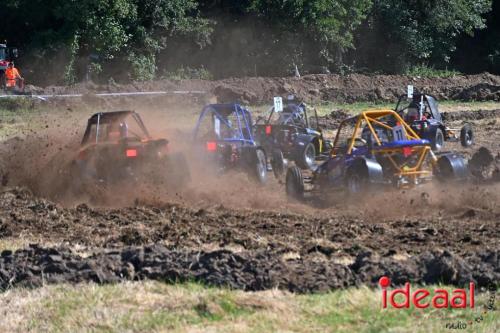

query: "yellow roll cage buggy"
left=330, top=110, right=438, bottom=184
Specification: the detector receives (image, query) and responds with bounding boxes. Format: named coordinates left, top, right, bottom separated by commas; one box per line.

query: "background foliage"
left=1, top=0, right=498, bottom=84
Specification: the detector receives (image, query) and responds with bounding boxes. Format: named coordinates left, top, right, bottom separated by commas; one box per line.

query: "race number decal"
left=274, top=97, right=283, bottom=112
left=393, top=125, right=406, bottom=141
left=407, top=85, right=414, bottom=99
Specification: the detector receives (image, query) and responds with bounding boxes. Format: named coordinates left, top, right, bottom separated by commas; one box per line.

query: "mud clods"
left=0, top=245, right=497, bottom=292
left=469, top=147, right=500, bottom=182
left=0, top=185, right=498, bottom=292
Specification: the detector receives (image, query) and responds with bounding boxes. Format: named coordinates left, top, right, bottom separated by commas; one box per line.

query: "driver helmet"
left=406, top=100, right=420, bottom=122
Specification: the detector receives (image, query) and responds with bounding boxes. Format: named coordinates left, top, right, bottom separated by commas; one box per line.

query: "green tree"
left=128, top=0, right=213, bottom=80
left=57, top=0, right=136, bottom=59
left=1, top=0, right=211, bottom=83
left=248, top=0, right=372, bottom=70
left=355, top=0, right=492, bottom=72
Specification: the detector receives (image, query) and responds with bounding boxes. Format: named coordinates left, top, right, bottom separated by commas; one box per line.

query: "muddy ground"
left=0, top=185, right=499, bottom=292
left=0, top=75, right=499, bottom=293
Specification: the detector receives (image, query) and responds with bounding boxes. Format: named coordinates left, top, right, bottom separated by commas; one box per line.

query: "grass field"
left=0, top=282, right=497, bottom=333
left=249, top=100, right=500, bottom=118
left=313, top=100, right=500, bottom=116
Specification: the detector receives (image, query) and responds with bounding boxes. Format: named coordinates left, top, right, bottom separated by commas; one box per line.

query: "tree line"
left=2, top=0, right=499, bottom=84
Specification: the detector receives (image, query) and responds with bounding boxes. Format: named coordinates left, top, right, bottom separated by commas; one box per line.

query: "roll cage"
left=395, top=94, right=442, bottom=122
left=331, top=110, right=437, bottom=180
left=261, top=102, right=320, bottom=130
left=81, top=111, right=151, bottom=145
left=194, top=104, right=256, bottom=145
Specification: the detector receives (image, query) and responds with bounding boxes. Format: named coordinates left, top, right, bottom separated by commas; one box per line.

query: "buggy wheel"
left=346, top=173, right=365, bottom=195
left=460, top=123, right=474, bottom=147
left=346, top=166, right=368, bottom=195
left=286, top=166, right=304, bottom=200
left=434, top=154, right=469, bottom=182
left=431, top=128, right=445, bottom=151
left=271, top=149, right=285, bottom=179
left=296, top=142, right=316, bottom=170
left=250, top=148, right=268, bottom=184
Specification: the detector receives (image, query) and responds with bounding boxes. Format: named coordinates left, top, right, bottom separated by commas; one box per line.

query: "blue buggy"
left=193, top=104, right=268, bottom=183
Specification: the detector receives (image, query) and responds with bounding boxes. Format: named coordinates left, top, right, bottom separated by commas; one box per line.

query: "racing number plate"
left=407, top=85, right=414, bottom=99
left=393, top=125, right=406, bottom=141
left=274, top=97, right=283, bottom=112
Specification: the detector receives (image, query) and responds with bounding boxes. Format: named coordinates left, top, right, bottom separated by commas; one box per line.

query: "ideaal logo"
left=378, top=276, right=475, bottom=309
left=379, top=276, right=496, bottom=330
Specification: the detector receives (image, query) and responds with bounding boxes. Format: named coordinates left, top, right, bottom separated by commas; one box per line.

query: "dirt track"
left=1, top=74, right=499, bottom=293
left=0, top=180, right=498, bottom=292
left=0, top=185, right=499, bottom=292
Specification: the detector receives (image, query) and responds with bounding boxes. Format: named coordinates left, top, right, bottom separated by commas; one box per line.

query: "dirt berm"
left=32, top=73, right=500, bottom=104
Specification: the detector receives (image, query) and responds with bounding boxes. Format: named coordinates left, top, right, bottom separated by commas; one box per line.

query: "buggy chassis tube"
left=332, top=110, right=440, bottom=185
left=95, top=113, right=101, bottom=144
left=375, top=145, right=435, bottom=179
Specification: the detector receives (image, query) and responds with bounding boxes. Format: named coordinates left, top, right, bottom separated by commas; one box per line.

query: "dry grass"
left=312, top=101, right=500, bottom=116
left=0, top=282, right=497, bottom=333
left=0, top=237, right=60, bottom=253
left=0, top=236, right=78, bottom=254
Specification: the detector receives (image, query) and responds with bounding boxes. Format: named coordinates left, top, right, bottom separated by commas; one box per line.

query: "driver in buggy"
left=403, top=95, right=433, bottom=123
left=278, top=104, right=307, bottom=126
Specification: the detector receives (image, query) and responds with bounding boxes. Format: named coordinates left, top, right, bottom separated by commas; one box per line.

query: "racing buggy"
left=395, top=92, right=473, bottom=151
left=73, top=111, right=190, bottom=188
left=285, top=109, right=469, bottom=201
left=254, top=98, right=331, bottom=176
left=193, top=104, right=268, bottom=184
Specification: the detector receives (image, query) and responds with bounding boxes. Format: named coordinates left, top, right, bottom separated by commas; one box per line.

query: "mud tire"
left=460, top=123, right=474, bottom=147
left=286, top=166, right=304, bottom=200
left=271, top=149, right=285, bottom=179
left=296, top=142, right=316, bottom=170
left=431, top=128, right=445, bottom=151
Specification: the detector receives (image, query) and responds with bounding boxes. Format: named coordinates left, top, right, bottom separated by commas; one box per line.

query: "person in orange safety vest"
left=5, top=62, right=23, bottom=89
